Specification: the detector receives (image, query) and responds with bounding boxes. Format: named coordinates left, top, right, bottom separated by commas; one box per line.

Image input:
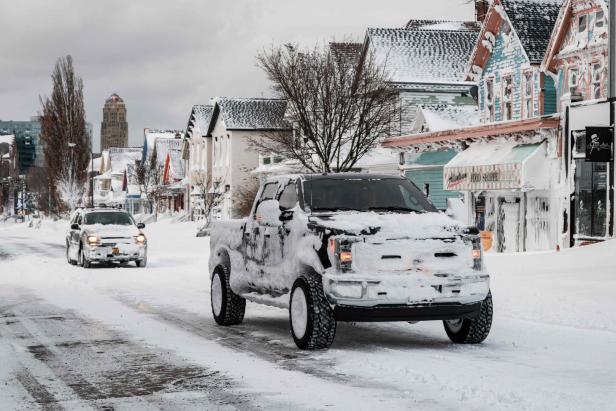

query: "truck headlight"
left=471, top=237, right=482, bottom=270
left=328, top=238, right=356, bottom=272
left=87, top=235, right=99, bottom=246
left=135, top=234, right=146, bottom=244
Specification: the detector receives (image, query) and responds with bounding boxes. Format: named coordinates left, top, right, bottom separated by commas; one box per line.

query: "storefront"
left=567, top=100, right=615, bottom=246
left=444, top=140, right=557, bottom=252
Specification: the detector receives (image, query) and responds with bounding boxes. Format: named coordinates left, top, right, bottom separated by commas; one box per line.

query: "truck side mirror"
left=71, top=223, right=80, bottom=230
left=255, top=199, right=282, bottom=227
left=137, top=223, right=145, bottom=229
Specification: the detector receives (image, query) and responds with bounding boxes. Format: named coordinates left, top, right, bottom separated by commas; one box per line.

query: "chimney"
left=476, top=0, right=489, bottom=23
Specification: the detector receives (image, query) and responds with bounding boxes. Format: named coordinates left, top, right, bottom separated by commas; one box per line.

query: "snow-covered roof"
left=329, top=42, right=363, bottom=68
left=0, top=134, right=16, bottom=146
left=405, top=20, right=480, bottom=31
left=414, top=105, right=480, bottom=133
left=213, top=98, right=292, bottom=131
left=108, top=147, right=142, bottom=173
left=89, top=155, right=103, bottom=173
left=365, top=24, right=479, bottom=85
left=500, top=0, right=564, bottom=64
left=143, top=128, right=182, bottom=159
left=185, top=105, right=214, bottom=139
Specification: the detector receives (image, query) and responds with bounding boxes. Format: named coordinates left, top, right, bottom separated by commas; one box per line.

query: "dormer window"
left=578, top=15, right=587, bottom=33
left=502, top=75, right=513, bottom=121
left=523, top=71, right=534, bottom=118
left=485, top=78, right=495, bottom=122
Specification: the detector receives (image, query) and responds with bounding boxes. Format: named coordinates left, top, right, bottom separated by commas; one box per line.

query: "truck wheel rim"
left=446, top=319, right=463, bottom=333
left=211, top=272, right=223, bottom=317
left=291, top=287, right=308, bottom=339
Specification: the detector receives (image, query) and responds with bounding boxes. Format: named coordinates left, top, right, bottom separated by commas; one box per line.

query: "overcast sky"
left=0, top=0, right=474, bottom=152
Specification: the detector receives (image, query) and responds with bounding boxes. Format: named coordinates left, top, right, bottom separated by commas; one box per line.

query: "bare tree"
left=233, top=177, right=260, bottom=218
left=134, top=150, right=164, bottom=220
left=254, top=42, right=399, bottom=172
left=191, top=171, right=224, bottom=222
left=39, top=55, right=90, bottom=213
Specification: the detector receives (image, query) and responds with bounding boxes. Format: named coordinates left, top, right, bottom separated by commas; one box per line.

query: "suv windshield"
left=83, top=212, right=134, bottom=226
left=303, top=177, right=437, bottom=213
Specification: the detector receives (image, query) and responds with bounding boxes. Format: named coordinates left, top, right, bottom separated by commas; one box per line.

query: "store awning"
left=443, top=141, right=548, bottom=191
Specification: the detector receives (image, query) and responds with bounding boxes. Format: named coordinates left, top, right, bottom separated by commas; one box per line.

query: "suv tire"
left=211, top=264, right=245, bottom=325
left=289, top=276, right=336, bottom=350
left=79, top=245, right=91, bottom=269
left=444, top=291, right=493, bottom=344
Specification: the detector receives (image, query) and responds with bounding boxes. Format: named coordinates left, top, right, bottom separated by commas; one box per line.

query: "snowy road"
left=1, top=219, right=615, bottom=410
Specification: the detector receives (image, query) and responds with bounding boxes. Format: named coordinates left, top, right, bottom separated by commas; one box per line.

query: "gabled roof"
left=501, top=0, right=564, bottom=63
left=208, top=97, right=292, bottom=133
left=467, top=0, right=562, bottom=76
left=143, top=128, right=182, bottom=159
left=154, top=138, right=183, bottom=166
left=365, top=25, right=479, bottom=85
left=184, top=105, right=214, bottom=139
left=542, top=0, right=608, bottom=72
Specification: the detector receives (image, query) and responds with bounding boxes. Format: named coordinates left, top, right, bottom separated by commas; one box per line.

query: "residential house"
left=142, top=128, right=183, bottom=163
left=181, top=104, right=214, bottom=219
left=206, top=97, right=292, bottom=219
left=384, top=0, right=564, bottom=253
left=542, top=0, right=613, bottom=246
left=361, top=16, right=482, bottom=204
left=93, top=147, right=143, bottom=211
left=152, top=138, right=185, bottom=213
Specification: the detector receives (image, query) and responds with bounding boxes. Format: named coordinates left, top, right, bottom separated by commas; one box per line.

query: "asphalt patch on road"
left=0, top=291, right=257, bottom=410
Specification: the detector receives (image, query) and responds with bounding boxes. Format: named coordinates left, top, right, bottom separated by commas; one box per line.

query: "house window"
left=273, top=156, right=283, bottom=164
left=502, top=76, right=513, bottom=120
left=595, top=10, right=605, bottom=28
left=578, top=15, right=587, bottom=33
left=262, top=156, right=272, bottom=165
left=591, top=62, right=603, bottom=99
left=485, top=78, right=495, bottom=122
left=523, top=71, right=534, bottom=118
left=568, top=67, right=579, bottom=95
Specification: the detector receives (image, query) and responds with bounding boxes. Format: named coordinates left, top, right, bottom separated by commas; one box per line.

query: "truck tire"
left=79, top=245, right=91, bottom=269
left=211, top=264, right=245, bottom=326
left=443, top=291, right=493, bottom=344
left=289, top=276, right=336, bottom=350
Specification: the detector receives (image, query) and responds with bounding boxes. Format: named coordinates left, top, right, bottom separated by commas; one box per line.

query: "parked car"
left=209, top=173, right=492, bottom=349
left=66, top=208, right=147, bottom=268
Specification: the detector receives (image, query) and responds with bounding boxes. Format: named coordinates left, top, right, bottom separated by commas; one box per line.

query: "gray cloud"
left=0, top=0, right=473, bottom=152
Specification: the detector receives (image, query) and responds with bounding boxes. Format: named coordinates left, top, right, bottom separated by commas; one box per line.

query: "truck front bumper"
left=334, top=302, right=482, bottom=322
left=322, top=270, right=490, bottom=310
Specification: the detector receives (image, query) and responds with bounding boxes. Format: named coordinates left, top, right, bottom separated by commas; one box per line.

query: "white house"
left=206, top=97, right=292, bottom=219
left=93, top=147, right=142, bottom=211
left=182, top=105, right=214, bottom=219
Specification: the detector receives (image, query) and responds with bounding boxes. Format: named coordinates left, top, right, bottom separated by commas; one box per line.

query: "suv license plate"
left=112, top=247, right=120, bottom=254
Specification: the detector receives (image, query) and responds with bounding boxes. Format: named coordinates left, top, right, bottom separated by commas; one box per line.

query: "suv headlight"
left=135, top=234, right=146, bottom=244
left=87, top=235, right=99, bottom=246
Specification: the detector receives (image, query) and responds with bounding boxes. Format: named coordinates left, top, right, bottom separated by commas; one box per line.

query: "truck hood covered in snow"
left=83, top=224, right=141, bottom=238
left=309, top=211, right=465, bottom=239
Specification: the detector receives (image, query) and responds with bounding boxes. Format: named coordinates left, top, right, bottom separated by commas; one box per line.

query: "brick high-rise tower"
left=100, top=93, right=128, bottom=150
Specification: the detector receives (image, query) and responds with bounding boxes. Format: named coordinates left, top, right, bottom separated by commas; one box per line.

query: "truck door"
left=243, top=182, right=279, bottom=280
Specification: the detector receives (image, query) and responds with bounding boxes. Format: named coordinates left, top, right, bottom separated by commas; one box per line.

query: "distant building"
left=0, top=134, right=18, bottom=214
left=0, top=117, right=92, bottom=174
left=142, top=128, right=183, bottom=162
left=101, top=93, right=128, bottom=150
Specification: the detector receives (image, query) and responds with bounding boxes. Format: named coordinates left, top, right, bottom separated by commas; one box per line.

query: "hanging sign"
left=585, top=126, right=613, bottom=162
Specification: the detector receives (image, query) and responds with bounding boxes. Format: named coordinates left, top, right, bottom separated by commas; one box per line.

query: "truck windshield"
left=83, top=212, right=134, bottom=226
left=303, top=177, right=437, bottom=213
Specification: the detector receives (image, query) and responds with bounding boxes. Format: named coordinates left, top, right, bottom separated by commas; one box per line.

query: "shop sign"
left=445, top=164, right=521, bottom=191
left=585, top=126, right=613, bottom=162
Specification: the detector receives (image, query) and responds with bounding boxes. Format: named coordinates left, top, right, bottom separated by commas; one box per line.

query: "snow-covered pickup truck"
left=209, top=173, right=492, bottom=349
